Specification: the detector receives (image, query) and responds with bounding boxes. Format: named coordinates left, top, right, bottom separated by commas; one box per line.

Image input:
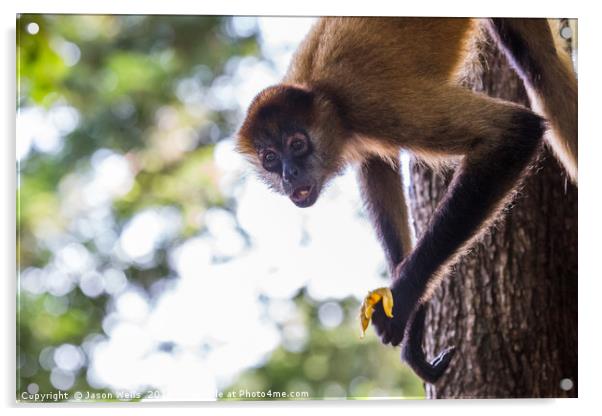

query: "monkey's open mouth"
left=290, top=185, right=317, bottom=207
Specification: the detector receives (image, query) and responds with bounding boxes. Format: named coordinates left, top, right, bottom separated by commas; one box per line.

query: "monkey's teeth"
left=292, top=186, right=312, bottom=201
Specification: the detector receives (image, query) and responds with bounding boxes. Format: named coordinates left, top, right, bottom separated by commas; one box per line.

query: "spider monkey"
left=236, top=17, right=577, bottom=383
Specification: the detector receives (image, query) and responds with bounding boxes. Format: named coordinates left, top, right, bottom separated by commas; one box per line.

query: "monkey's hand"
left=369, top=278, right=420, bottom=346
left=359, top=287, right=394, bottom=338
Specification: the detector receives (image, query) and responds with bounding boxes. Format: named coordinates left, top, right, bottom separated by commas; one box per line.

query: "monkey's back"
left=285, top=17, right=478, bottom=89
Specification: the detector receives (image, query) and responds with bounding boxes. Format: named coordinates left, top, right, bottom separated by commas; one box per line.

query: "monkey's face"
left=254, top=129, right=323, bottom=208
left=237, top=85, right=347, bottom=208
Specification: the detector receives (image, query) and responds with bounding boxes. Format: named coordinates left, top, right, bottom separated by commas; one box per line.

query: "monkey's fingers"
left=359, top=287, right=394, bottom=338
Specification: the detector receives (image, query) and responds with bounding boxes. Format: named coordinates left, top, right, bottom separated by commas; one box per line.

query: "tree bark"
left=408, top=32, right=578, bottom=398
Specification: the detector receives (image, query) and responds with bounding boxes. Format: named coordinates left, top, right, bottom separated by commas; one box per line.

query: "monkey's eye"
left=290, top=137, right=308, bottom=155
left=262, top=150, right=280, bottom=170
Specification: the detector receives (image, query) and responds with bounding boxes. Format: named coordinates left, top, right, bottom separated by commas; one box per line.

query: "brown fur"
left=238, top=18, right=576, bottom=179
left=236, top=15, right=576, bottom=311
left=485, top=18, right=577, bottom=181
left=235, top=17, right=577, bottom=381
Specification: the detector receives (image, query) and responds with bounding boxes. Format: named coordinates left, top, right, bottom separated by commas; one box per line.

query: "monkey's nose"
left=283, top=163, right=299, bottom=183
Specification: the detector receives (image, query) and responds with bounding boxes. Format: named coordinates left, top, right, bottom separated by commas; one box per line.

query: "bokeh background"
left=16, top=15, right=423, bottom=401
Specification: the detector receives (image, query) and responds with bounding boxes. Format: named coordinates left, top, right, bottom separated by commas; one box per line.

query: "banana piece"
left=359, top=287, right=394, bottom=338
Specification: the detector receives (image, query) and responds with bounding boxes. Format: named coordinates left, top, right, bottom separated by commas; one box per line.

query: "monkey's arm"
left=364, top=87, right=545, bottom=347
left=357, top=157, right=456, bottom=382
left=357, top=157, right=412, bottom=270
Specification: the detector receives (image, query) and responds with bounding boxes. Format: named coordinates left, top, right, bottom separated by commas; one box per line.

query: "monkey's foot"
left=360, top=287, right=394, bottom=338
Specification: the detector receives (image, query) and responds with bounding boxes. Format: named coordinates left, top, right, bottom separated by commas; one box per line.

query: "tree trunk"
left=408, top=32, right=578, bottom=398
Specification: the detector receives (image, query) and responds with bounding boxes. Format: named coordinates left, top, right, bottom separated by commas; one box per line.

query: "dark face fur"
left=237, top=85, right=347, bottom=208
left=257, top=129, right=321, bottom=207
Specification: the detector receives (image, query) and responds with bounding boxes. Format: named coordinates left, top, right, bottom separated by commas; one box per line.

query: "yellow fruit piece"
left=359, top=287, right=394, bottom=338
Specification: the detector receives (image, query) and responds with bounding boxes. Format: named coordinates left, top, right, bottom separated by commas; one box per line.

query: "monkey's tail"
left=485, top=18, right=578, bottom=182
left=401, top=305, right=456, bottom=384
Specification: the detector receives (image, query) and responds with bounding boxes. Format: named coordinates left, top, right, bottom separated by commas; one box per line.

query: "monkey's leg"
left=370, top=89, right=545, bottom=346
left=486, top=18, right=577, bottom=181
left=357, top=157, right=455, bottom=382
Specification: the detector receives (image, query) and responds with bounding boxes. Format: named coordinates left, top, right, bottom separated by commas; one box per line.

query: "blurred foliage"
left=17, top=14, right=424, bottom=402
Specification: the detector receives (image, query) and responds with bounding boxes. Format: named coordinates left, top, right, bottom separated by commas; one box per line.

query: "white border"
left=8, top=0, right=581, bottom=18
left=3, top=1, right=601, bottom=415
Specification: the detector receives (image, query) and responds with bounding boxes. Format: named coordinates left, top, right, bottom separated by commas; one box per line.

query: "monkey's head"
left=237, top=84, right=348, bottom=208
